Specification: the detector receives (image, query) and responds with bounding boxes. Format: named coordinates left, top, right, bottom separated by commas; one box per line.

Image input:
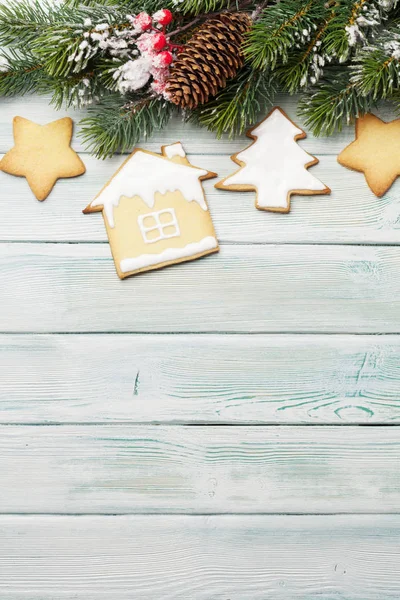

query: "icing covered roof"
left=89, top=150, right=209, bottom=227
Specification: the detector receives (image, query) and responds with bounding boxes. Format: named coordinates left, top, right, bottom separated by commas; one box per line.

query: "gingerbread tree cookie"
left=83, top=142, right=219, bottom=279
left=338, top=113, right=400, bottom=197
left=215, top=107, right=330, bottom=213
left=0, top=116, right=85, bottom=201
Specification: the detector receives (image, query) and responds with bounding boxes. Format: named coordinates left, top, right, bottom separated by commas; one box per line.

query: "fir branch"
left=30, top=6, right=128, bottom=78
left=298, top=68, right=375, bottom=135
left=80, top=93, right=173, bottom=158
left=0, top=0, right=81, bottom=48
left=352, top=26, right=400, bottom=98
left=173, top=0, right=231, bottom=16
left=275, top=7, right=335, bottom=92
left=0, top=0, right=131, bottom=77
left=49, top=73, right=106, bottom=109
left=0, top=51, right=47, bottom=96
left=189, top=68, right=275, bottom=137
left=66, top=0, right=134, bottom=5
left=323, top=0, right=386, bottom=62
left=244, top=0, right=325, bottom=69
left=96, top=58, right=123, bottom=91
left=66, top=0, right=174, bottom=9
left=0, top=50, right=106, bottom=107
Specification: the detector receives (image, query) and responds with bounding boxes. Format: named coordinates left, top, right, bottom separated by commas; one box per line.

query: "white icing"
left=120, top=236, right=218, bottom=273
left=138, top=208, right=180, bottom=244
left=91, top=150, right=208, bottom=227
left=163, top=142, right=186, bottom=159
left=221, top=108, right=327, bottom=209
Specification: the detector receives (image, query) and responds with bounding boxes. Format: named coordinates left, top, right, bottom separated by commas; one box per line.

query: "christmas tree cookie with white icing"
left=216, top=107, right=330, bottom=213
left=83, top=142, right=219, bottom=278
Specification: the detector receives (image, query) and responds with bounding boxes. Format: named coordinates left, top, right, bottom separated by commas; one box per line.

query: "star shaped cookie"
left=338, top=113, right=400, bottom=197
left=0, top=116, right=85, bottom=201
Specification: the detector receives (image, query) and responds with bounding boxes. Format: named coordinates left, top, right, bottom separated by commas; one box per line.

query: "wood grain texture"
left=0, top=94, right=397, bottom=155
left=2, top=154, right=400, bottom=244
left=1, top=334, right=400, bottom=424
left=1, top=514, right=400, bottom=599
left=1, top=425, right=399, bottom=513
left=1, top=243, right=400, bottom=333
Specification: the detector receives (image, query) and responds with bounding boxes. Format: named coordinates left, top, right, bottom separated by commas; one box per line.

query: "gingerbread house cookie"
left=83, top=142, right=219, bottom=278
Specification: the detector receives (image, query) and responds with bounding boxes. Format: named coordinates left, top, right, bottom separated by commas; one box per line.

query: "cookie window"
left=138, top=208, right=180, bottom=244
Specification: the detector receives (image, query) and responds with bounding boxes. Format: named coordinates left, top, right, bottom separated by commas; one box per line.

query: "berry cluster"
left=71, top=9, right=179, bottom=98
left=116, top=9, right=177, bottom=96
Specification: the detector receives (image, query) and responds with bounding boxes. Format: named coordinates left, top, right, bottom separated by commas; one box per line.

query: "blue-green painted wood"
left=0, top=515, right=399, bottom=599
left=1, top=243, right=400, bottom=333
left=1, top=425, right=399, bottom=513
left=1, top=334, right=399, bottom=424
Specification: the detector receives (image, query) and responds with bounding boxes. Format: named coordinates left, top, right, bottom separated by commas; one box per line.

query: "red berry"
left=152, top=32, right=167, bottom=51
left=156, top=50, right=173, bottom=66
left=153, top=8, right=173, bottom=26
left=134, top=12, right=152, bottom=31
left=153, top=9, right=173, bottom=26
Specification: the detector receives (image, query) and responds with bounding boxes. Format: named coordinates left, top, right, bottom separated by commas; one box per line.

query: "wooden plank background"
left=2, top=244, right=400, bottom=333
left=1, top=334, right=399, bottom=424
left=1, top=515, right=400, bottom=599
left=1, top=425, right=400, bottom=513
left=1, top=92, right=399, bottom=598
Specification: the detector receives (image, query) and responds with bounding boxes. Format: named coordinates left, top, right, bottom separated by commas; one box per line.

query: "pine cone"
left=166, top=12, right=252, bottom=110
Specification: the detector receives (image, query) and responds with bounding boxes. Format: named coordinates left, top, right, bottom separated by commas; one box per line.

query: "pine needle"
left=80, top=94, right=173, bottom=158
left=190, top=69, right=275, bottom=137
